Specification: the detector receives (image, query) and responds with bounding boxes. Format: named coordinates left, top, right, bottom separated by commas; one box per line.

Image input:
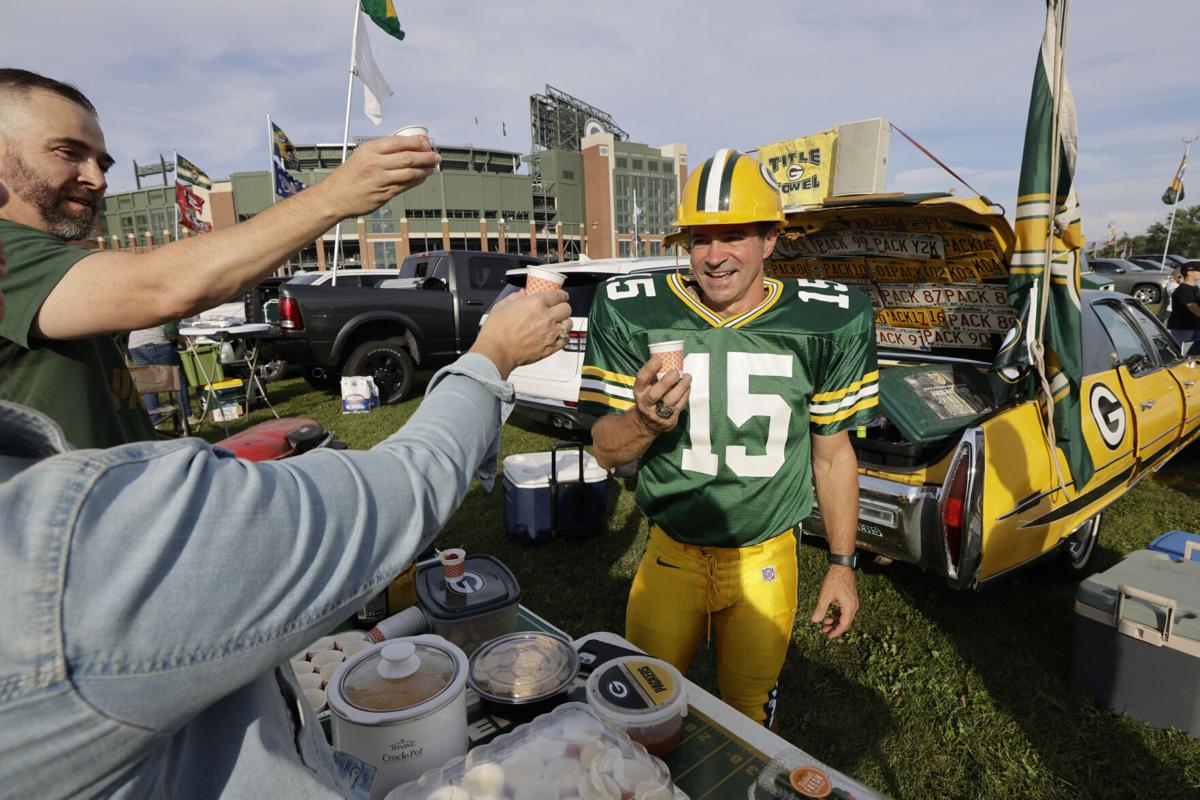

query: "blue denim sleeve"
left=63, top=354, right=514, bottom=733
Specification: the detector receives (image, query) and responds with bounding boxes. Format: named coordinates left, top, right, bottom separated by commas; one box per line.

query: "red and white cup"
left=439, top=548, right=466, bottom=580
left=524, top=266, right=566, bottom=295
left=648, top=340, right=685, bottom=379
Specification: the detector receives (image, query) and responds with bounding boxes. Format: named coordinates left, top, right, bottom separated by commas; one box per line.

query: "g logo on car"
left=1089, top=383, right=1127, bottom=450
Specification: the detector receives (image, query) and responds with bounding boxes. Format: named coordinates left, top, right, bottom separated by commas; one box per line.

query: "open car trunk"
left=771, top=193, right=1017, bottom=474
left=851, top=360, right=998, bottom=471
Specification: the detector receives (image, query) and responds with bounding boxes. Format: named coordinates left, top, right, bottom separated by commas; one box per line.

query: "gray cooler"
left=1070, top=544, right=1200, bottom=737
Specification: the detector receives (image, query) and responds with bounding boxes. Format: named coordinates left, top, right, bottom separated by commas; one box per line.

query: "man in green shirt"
left=0, top=69, right=440, bottom=448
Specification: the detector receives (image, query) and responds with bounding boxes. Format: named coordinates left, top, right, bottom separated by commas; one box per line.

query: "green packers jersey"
left=581, top=272, right=878, bottom=548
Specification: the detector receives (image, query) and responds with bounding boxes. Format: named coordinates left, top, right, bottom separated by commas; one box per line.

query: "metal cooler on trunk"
left=1069, top=544, right=1200, bottom=737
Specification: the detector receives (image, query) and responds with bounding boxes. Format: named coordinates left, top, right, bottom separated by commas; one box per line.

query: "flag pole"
left=267, top=113, right=278, bottom=208
left=632, top=189, right=639, bottom=259
left=1156, top=135, right=1195, bottom=287
left=331, top=1, right=362, bottom=285
left=1036, top=0, right=1070, bottom=498
left=172, top=149, right=180, bottom=243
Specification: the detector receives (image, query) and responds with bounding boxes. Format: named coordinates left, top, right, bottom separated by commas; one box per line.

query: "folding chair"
left=128, top=364, right=190, bottom=438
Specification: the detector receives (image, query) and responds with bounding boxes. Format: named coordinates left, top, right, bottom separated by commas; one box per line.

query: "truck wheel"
left=1060, top=513, right=1101, bottom=575
left=1132, top=284, right=1160, bottom=305
left=303, top=367, right=336, bottom=392
left=345, top=338, right=415, bottom=404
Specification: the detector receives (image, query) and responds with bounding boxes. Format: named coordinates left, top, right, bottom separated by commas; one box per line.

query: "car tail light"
left=279, top=297, right=303, bottom=331
left=564, top=329, right=587, bottom=352
left=940, top=446, right=971, bottom=571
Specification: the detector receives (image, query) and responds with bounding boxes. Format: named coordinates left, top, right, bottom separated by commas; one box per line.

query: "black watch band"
left=827, top=552, right=858, bottom=569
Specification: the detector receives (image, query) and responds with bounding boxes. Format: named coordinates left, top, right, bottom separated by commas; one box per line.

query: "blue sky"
left=6, top=0, right=1198, bottom=247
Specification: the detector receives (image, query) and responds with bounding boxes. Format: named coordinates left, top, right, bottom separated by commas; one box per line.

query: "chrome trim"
left=807, top=475, right=935, bottom=565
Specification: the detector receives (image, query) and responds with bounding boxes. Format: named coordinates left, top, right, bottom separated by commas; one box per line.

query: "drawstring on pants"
left=703, top=549, right=718, bottom=645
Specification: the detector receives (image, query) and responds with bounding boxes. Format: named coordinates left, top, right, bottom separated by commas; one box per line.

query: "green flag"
left=991, top=0, right=1094, bottom=490
left=361, top=0, right=405, bottom=41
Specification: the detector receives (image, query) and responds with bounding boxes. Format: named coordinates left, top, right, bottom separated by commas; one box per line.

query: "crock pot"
left=328, top=634, right=469, bottom=800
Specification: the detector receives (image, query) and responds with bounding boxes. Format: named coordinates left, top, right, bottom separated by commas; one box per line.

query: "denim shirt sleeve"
left=62, top=353, right=514, bottom=733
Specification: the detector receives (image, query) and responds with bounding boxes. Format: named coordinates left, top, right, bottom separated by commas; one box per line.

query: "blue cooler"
left=1148, top=530, right=1200, bottom=562
left=502, top=444, right=608, bottom=543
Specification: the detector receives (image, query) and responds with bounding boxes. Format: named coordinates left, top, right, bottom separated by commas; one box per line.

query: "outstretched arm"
left=33, top=136, right=440, bottom=339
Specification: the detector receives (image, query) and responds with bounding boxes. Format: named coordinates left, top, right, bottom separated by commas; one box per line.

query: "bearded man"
left=0, top=69, right=439, bottom=447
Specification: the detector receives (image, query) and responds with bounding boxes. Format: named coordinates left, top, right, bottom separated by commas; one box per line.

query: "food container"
left=384, top=703, right=676, bottom=800
left=468, top=632, right=579, bottom=721
left=585, top=655, right=686, bottom=756
left=749, top=747, right=881, bottom=800
left=502, top=446, right=608, bottom=543
left=328, top=635, right=470, bottom=800
left=411, top=555, right=522, bottom=655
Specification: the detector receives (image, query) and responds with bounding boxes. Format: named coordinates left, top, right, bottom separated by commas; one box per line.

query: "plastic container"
left=468, top=632, right=578, bottom=721
left=413, top=554, right=521, bottom=656
left=749, top=748, right=861, bottom=800
left=178, top=344, right=224, bottom=386
left=584, top=655, right=687, bottom=756
left=384, top=703, right=675, bottom=800
left=1147, top=530, right=1200, bottom=562
left=502, top=447, right=608, bottom=543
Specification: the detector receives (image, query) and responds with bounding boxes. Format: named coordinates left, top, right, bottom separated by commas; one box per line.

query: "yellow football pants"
left=625, top=525, right=799, bottom=726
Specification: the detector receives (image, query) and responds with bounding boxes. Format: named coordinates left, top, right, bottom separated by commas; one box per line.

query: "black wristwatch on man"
left=826, top=551, right=859, bottom=569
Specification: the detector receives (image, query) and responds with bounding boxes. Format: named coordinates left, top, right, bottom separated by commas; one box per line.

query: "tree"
left=1138, top=204, right=1200, bottom=258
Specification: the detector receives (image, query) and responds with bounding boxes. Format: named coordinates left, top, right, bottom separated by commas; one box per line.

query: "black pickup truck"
left=267, top=250, right=540, bottom=403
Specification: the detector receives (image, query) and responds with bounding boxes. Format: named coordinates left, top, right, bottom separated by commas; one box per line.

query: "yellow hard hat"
left=674, top=148, right=785, bottom=229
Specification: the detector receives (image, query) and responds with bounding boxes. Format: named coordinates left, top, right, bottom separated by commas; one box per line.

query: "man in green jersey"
left=581, top=148, right=878, bottom=726
left=0, top=69, right=439, bottom=448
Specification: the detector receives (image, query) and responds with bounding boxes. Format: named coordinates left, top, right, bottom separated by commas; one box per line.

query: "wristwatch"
left=827, top=552, right=859, bottom=569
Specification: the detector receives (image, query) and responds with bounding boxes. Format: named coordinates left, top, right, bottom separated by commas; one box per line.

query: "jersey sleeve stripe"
left=579, top=390, right=634, bottom=411
left=581, top=365, right=636, bottom=386
left=811, top=370, right=880, bottom=403
left=580, top=377, right=635, bottom=400
left=810, top=395, right=880, bottom=424
left=809, top=382, right=879, bottom=415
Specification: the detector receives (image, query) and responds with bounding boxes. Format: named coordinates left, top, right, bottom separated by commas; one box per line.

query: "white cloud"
left=3, top=0, right=1197, bottom=244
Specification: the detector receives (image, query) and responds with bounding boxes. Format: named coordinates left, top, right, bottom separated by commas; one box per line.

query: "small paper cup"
left=440, top=547, right=466, bottom=580
left=648, top=340, right=685, bottom=378
left=310, top=650, right=346, bottom=669
left=525, top=266, right=566, bottom=295
left=301, top=687, right=327, bottom=712
left=391, top=124, right=429, bottom=139
left=291, top=660, right=315, bottom=676
left=296, top=672, right=323, bottom=690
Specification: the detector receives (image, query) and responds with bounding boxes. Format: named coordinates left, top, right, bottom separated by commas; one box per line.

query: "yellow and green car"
left=777, top=193, right=1200, bottom=588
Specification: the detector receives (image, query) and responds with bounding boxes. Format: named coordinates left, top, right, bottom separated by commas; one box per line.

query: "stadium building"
left=94, top=86, right=687, bottom=271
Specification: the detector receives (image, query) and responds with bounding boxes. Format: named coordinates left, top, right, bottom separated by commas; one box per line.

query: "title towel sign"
left=758, top=129, right=837, bottom=209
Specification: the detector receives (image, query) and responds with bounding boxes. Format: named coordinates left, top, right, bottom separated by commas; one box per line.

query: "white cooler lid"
left=503, top=450, right=607, bottom=488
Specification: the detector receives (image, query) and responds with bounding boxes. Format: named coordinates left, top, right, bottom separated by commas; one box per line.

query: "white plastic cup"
left=290, top=659, right=315, bottom=675
left=334, top=631, right=370, bottom=650
left=648, top=340, right=684, bottom=378
left=524, top=266, right=567, bottom=295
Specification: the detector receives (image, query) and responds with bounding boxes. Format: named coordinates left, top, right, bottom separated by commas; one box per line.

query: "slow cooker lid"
left=468, top=632, right=578, bottom=703
left=340, top=641, right=457, bottom=713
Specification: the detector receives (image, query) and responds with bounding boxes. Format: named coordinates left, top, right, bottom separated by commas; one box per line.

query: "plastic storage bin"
left=385, top=702, right=675, bottom=800
left=178, top=344, right=224, bottom=387
left=502, top=444, right=608, bottom=543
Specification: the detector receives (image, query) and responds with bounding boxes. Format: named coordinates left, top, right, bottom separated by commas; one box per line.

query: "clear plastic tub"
left=385, top=702, right=679, bottom=800
left=749, top=748, right=859, bottom=800
left=584, top=655, right=687, bottom=756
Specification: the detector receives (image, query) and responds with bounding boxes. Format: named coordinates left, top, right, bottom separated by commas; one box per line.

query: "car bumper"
left=512, top=394, right=598, bottom=431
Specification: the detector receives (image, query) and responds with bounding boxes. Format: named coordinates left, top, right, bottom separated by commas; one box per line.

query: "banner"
left=175, top=153, right=213, bottom=233
left=757, top=129, right=836, bottom=210
left=1162, top=151, right=1186, bottom=205
left=354, top=10, right=393, bottom=124
left=361, top=0, right=405, bottom=41
left=271, top=121, right=300, bottom=170
left=991, top=0, right=1093, bottom=490
left=273, top=162, right=306, bottom=199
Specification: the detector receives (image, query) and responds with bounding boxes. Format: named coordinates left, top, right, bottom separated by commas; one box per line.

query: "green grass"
left=193, top=376, right=1200, bottom=800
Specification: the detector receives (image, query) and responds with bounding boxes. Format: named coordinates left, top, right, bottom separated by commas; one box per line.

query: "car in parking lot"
left=1081, top=257, right=1170, bottom=304
left=1131, top=253, right=1190, bottom=271
left=487, top=257, right=684, bottom=430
